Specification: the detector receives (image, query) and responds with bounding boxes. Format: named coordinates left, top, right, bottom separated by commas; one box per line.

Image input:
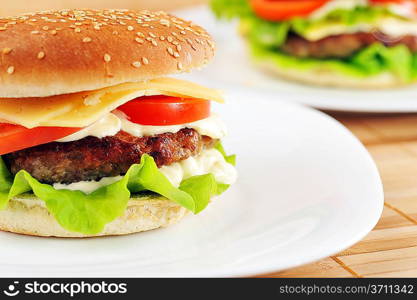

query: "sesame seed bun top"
left=0, top=9, right=215, bottom=98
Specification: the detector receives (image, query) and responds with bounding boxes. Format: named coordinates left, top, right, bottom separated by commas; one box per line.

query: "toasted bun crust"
left=0, top=194, right=188, bottom=238
left=0, top=9, right=215, bottom=98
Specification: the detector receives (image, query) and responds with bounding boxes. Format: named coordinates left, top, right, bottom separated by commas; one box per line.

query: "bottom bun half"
left=0, top=194, right=188, bottom=238
left=254, top=57, right=415, bottom=89
left=256, top=59, right=412, bottom=89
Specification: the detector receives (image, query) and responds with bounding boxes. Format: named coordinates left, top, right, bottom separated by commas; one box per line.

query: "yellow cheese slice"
left=0, top=77, right=224, bottom=128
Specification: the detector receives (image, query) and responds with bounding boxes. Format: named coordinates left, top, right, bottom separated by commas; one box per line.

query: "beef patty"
left=281, top=32, right=417, bottom=59
left=4, top=128, right=216, bottom=184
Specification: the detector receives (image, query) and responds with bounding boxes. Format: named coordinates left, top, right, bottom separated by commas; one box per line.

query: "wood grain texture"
left=2, top=0, right=416, bottom=278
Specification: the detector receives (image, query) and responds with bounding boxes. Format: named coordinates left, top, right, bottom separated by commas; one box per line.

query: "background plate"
left=0, top=87, right=383, bottom=277
left=175, top=6, right=417, bottom=113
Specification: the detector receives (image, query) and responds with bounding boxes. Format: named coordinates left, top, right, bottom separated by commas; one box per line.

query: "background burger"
left=212, top=0, right=417, bottom=88
left=0, top=8, right=237, bottom=237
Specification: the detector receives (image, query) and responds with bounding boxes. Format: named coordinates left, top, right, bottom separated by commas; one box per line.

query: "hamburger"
left=0, top=9, right=237, bottom=237
left=212, top=0, right=417, bottom=88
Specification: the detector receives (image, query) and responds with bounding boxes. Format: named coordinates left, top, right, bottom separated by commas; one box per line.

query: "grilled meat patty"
left=281, top=32, right=417, bottom=59
left=5, top=128, right=216, bottom=184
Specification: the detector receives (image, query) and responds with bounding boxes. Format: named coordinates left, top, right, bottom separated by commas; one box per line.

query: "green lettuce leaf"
left=211, top=0, right=251, bottom=20
left=0, top=158, right=12, bottom=210
left=179, top=174, right=218, bottom=214
left=214, top=141, right=236, bottom=166
left=250, top=41, right=417, bottom=81
left=0, top=145, right=236, bottom=235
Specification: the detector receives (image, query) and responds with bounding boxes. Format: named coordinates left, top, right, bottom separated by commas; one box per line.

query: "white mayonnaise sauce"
left=57, top=113, right=121, bottom=142
left=53, top=148, right=237, bottom=193
left=53, top=176, right=123, bottom=194
left=309, top=0, right=368, bottom=20
left=56, top=112, right=227, bottom=142
left=159, top=148, right=237, bottom=187
left=378, top=17, right=417, bottom=36
left=388, top=2, right=417, bottom=19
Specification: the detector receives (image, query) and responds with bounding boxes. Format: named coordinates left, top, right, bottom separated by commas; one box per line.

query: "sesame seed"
left=31, top=30, right=40, bottom=34
left=7, top=66, right=14, bottom=74
left=74, top=27, right=81, bottom=33
left=149, top=32, right=156, bottom=38
left=112, top=31, right=118, bottom=35
left=167, top=47, right=174, bottom=56
left=94, top=25, right=100, bottom=30
left=167, top=36, right=173, bottom=42
left=160, top=19, right=170, bottom=26
left=151, top=40, right=158, bottom=46
left=42, top=26, right=49, bottom=30
left=132, top=61, right=141, bottom=68
left=50, top=30, right=57, bottom=35
left=180, top=30, right=186, bottom=35
left=37, top=51, right=45, bottom=59
left=104, top=53, right=111, bottom=62
left=127, top=25, right=134, bottom=31
left=177, top=62, right=183, bottom=70
left=2, top=48, right=12, bottom=54
left=176, top=45, right=182, bottom=51
left=174, top=52, right=180, bottom=58
left=160, top=36, right=165, bottom=41
left=82, top=37, right=92, bottom=43
left=136, top=32, right=145, bottom=37
left=142, top=57, right=149, bottom=65
left=135, top=37, right=144, bottom=44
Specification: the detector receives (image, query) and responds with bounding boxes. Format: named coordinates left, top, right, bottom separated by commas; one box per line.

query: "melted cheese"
left=0, top=77, right=224, bottom=129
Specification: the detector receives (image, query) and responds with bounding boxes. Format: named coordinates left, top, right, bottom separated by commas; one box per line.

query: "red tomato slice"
left=0, top=124, right=81, bottom=155
left=250, top=0, right=329, bottom=21
left=117, top=95, right=211, bottom=126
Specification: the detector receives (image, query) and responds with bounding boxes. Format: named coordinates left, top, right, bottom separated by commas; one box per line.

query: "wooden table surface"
left=2, top=0, right=417, bottom=278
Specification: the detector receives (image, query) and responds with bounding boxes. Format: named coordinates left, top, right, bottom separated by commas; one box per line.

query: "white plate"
left=175, top=6, right=417, bottom=113
left=0, top=88, right=383, bottom=277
